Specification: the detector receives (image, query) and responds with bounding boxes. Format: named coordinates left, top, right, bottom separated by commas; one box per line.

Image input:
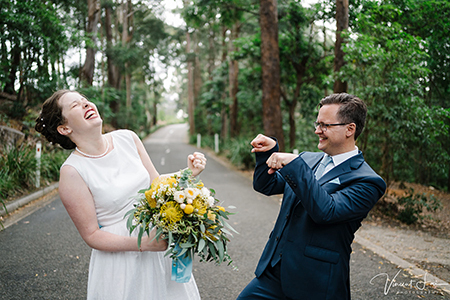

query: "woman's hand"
left=141, top=229, right=168, bottom=252
left=188, top=152, right=207, bottom=176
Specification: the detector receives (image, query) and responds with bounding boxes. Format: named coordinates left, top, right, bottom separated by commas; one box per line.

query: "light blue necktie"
left=315, top=155, right=333, bottom=179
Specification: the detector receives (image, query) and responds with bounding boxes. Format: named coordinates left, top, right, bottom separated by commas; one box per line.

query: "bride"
left=35, top=90, right=205, bottom=299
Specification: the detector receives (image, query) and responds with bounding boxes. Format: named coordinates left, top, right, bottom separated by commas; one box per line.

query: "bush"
left=397, top=188, right=442, bottom=225
left=223, top=137, right=255, bottom=170
left=0, top=144, right=36, bottom=200
left=0, top=142, right=69, bottom=202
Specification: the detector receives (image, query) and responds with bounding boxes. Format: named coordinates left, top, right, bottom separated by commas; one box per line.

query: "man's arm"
left=251, top=134, right=286, bottom=196
left=279, top=156, right=386, bottom=224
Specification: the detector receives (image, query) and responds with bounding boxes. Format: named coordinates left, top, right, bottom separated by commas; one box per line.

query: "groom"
left=237, top=93, right=386, bottom=300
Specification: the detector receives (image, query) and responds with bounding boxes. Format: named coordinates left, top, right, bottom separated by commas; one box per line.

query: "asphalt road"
left=0, top=124, right=447, bottom=299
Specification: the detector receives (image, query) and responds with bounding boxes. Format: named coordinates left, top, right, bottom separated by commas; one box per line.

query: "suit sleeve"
left=252, top=142, right=287, bottom=196
left=279, top=155, right=386, bottom=224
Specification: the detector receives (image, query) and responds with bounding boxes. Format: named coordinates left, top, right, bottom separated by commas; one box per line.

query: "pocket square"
left=329, top=177, right=340, bottom=185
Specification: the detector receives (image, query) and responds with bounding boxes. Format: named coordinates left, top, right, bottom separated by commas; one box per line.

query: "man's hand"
left=250, top=134, right=277, bottom=153
left=266, top=152, right=298, bottom=174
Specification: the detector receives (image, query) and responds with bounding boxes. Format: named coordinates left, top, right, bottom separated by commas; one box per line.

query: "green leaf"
left=198, top=238, right=206, bottom=253
left=168, top=231, right=173, bottom=246
left=178, top=247, right=188, bottom=257
left=180, top=242, right=195, bottom=248
left=216, top=240, right=224, bottom=262
left=221, top=218, right=239, bottom=234
left=208, top=242, right=217, bottom=258
left=221, top=227, right=233, bottom=236
left=137, top=226, right=144, bottom=249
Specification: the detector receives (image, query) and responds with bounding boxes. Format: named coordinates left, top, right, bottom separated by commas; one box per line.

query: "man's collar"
left=328, top=146, right=359, bottom=167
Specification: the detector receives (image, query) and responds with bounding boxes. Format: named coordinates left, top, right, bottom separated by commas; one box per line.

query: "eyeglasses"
left=313, top=121, right=349, bottom=132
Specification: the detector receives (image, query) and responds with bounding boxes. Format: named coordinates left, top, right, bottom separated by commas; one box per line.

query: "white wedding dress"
left=62, top=129, right=200, bottom=300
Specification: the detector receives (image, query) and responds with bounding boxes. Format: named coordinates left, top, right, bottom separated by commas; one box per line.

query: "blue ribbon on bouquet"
left=171, top=244, right=193, bottom=283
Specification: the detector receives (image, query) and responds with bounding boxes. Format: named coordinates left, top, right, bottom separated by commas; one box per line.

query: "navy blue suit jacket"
left=253, top=143, right=386, bottom=300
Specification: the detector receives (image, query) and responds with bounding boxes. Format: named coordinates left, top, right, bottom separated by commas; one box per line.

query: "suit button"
left=279, top=253, right=282, bottom=257
left=276, top=236, right=280, bottom=241
left=285, top=214, right=289, bottom=219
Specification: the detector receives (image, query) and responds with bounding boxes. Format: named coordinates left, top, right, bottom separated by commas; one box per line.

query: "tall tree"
left=279, top=1, right=329, bottom=149
left=0, top=0, right=67, bottom=108
left=81, top=0, right=100, bottom=85
left=104, top=1, right=120, bottom=89
left=186, top=29, right=195, bottom=136
left=122, top=0, right=133, bottom=110
left=333, top=0, right=348, bottom=93
left=259, top=0, right=284, bottom=150
left=228, top=22, right=241, bottom=137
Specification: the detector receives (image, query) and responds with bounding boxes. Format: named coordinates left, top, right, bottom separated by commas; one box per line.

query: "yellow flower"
left=145, top=189, right=157, bottom=208
left=193, top=198, right=207, bottom=215
left=184, top=204, right=194, bottom=214
left=207, top=211, right=216, bottom=221
left=160, top=201, right=183, bottom=224
left=166, top=177, right=177, bottom=187
left=151, top=176, right=163, bottom=188
left=216, top=206, right=226, bottom=212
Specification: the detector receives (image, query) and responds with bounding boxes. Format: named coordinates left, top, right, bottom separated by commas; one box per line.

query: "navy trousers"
left=236, top=263, right=295, bottom=300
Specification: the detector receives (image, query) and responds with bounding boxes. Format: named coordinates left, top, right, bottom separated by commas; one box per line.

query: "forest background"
left=1, top=0, right=449, bottom=228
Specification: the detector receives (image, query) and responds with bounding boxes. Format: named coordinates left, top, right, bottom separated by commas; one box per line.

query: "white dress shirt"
left=322, top=146, right=359, bottom=176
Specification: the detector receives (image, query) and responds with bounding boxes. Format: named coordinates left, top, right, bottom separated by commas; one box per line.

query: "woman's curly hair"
left=35, top=90, right=77, bottom=150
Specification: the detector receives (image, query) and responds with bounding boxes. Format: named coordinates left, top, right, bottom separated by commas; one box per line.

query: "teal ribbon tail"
left=171, top=246, right=192, bottom=283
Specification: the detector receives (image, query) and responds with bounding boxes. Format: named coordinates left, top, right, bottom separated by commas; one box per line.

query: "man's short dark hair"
left=319, top=93, right=367, bottom=140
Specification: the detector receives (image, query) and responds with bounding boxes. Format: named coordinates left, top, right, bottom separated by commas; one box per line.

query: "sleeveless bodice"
left=62, top=130, right=150, bottom=227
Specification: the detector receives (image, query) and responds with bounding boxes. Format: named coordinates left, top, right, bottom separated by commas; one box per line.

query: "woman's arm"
left=59, top=165, right=167, bottom=252
left=131, top=131, right=160, bottom=182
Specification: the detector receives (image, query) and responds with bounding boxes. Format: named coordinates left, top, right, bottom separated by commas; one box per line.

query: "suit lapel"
left=318, top=151, right=365, bottom=185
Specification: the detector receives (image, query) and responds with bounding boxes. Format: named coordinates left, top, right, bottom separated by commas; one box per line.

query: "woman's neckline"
left=74, top=134, right=114, bottom=159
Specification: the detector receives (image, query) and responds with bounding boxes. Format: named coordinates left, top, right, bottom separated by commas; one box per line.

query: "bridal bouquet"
left=125, top=169, right=236, bottom=282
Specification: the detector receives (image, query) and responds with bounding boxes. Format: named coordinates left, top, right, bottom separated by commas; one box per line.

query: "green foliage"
left=40, top=146, right=70, bottom=184
left=338, top=0, right=450, bottom=189
left=397, top=188, right=442, bottom=225
left=0, top=143, right=68, bottom=202
left=0, top=144, right=35, bottom=201
left=0, top=0, right=69, bottom=104
left=223, top=136, right=255, bottom=170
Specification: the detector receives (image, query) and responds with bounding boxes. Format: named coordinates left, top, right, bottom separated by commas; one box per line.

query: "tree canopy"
left=0, top=0, right=449, bottom=190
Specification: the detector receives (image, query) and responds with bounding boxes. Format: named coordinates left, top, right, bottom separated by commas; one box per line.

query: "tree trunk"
left=81, top=0, right=100, bottom=86
left=193, top=33, right=202, bottom=105
left=4, top=43, right=21, bottom=95
left=323, top=26, right=328, bottom=96
left=333, top=0, right=348, bottom=93
left=186, top=30, right=195, bottom=137
left=105, top=4, right=120, bottom=89
left=122, top=0, right=132, bottom=111
left=104, top=4, right=120, bottom=128
left=229, top=22, right=241, bottom=138
left=220, top=27, right=229, bottom=140
left=208, top=25, right=215, bottom=81
left=259, top=0, right=284, bottom=150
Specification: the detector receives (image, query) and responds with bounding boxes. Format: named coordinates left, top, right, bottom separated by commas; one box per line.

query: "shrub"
left=397, top=188, right=442, bottom=225
left=223, top=137, right=255, bottom=170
